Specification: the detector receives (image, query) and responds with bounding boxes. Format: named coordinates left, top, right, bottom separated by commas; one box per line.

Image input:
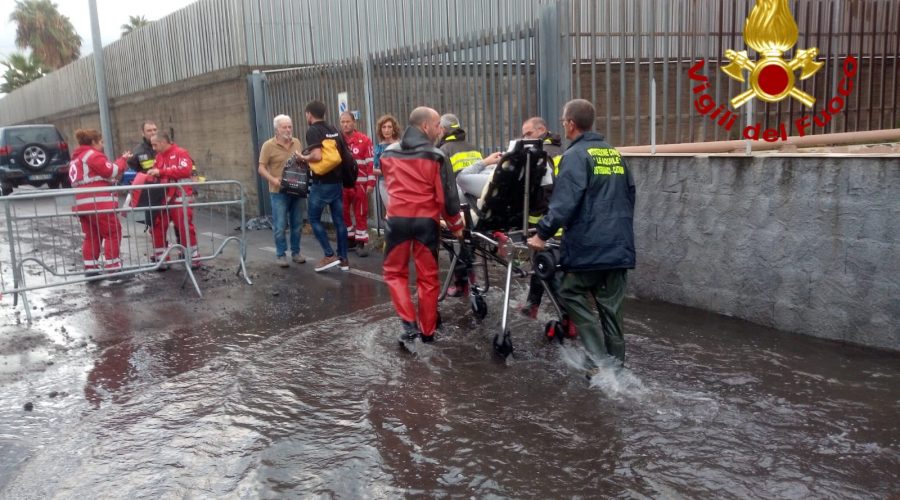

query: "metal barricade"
left=0, top=180, right=252, bottom=322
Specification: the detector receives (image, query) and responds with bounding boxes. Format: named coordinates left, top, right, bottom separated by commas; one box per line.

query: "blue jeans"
left=270, top=192, right=305, bottom=257
left=307, top=182, right=348, bottom=259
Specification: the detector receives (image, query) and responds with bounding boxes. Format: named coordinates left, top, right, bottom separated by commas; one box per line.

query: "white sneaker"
left=276, top=255, right=289, bottom=267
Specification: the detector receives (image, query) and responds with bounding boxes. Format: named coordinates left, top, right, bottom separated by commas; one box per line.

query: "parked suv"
left=0, top=124, right=71, bottom=195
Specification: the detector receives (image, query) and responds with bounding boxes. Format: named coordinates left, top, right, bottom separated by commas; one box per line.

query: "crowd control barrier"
left=0, top=180, right=252, bottom=322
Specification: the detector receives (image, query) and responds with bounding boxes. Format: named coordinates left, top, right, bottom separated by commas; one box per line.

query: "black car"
left=0, top=124, right=71, bottom=195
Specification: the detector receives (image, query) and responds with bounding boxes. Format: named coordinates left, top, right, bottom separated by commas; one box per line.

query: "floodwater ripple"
left=1, top=297, right=897, bottom=499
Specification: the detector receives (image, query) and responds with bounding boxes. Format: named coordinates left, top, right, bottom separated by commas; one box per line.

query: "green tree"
left=9, top=0, right=81, bottom=70
left=120, top=15, right=150, bottom=37
left=0, top=52, right=47, bottom=93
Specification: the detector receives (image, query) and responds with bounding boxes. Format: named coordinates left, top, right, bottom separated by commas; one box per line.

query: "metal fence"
left=568, top=0, right=900, bottom=147
left=2, top=0, right=898, bottom=148
left=0, top=181, right=252, bottom=321
left=0, top=0, right=552, bottom=125
left=253, top=0, right=899, bottom=157
left=258, top=22, right=541, bottom=153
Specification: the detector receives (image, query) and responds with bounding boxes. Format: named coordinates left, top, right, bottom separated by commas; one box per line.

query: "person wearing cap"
left=437, top=113, right=483, bottom=298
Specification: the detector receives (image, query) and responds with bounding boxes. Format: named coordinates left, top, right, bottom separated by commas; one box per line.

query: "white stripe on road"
left=201, top=232, right=227, bottom=240
left=258, top=245, right=384, bottom=282
left=348, top=268, right=384, bottom=282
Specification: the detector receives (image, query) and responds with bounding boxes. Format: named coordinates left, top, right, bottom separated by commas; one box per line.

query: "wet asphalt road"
left=1, top=219, right=898, bottom=499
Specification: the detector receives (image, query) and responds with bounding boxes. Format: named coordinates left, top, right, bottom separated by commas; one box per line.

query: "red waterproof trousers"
left=343, top=184, right=369, bottom=243
left=383, top=217, right=440, bottom=336
left=79, top=213, right=122, bottom=270
left=151, top=206, right=198, bottom=261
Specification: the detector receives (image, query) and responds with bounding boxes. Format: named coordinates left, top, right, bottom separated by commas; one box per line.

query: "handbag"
left=280, top=155, right=309, bottom=197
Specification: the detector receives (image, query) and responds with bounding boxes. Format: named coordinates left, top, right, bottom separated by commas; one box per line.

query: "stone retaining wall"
left=628, top=154, right=899, bottom=351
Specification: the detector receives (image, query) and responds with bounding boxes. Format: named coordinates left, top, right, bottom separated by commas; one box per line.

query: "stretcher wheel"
left=493, top=329, right=514, bottom=358
left=545, top=320, right=565, bottom=343
left=471, top=295, right=487, bottom=320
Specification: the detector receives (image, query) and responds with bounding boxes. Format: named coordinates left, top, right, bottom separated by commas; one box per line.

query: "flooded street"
left=0, top=249, right=897, bottom=498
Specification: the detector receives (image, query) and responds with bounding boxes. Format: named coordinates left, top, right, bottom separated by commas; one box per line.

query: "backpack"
left=280, top=156, right=309, bottom=197
left=336, top=134, right=358, bottom=189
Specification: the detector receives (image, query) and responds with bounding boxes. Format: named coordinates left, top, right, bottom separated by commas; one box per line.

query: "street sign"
left=338, top=92, right=348, bottom=115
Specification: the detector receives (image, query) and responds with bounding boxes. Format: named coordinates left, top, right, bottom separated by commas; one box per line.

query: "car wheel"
left=20, top=143, right=50, bottom=170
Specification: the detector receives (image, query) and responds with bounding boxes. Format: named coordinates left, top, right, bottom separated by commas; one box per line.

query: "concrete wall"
left=629, top=154, right=899, bottom=351
left=30, top=67, right=260, bottom=211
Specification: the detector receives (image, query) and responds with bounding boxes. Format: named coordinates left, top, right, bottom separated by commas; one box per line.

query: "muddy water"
left=0, top=282, right=898, bottom=498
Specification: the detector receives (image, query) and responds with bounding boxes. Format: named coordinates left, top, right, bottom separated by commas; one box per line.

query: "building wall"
left=629, top=154, right=899, bottom=351
left=29, top=67, right=260, bottom=210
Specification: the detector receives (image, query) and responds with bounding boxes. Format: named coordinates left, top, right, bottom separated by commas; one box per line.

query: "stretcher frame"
left=438, top=139, right=564, bottom=357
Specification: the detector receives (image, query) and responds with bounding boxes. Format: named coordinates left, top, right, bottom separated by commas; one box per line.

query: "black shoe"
left=420, top=332, right=435, bottom=343
left=397, top=320, right=420, bottom=345
left=356, top=241, right=369, bottom=258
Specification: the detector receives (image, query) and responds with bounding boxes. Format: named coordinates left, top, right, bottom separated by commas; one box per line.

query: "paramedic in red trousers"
left=147, top=131, right=200, bottom=269
left=69, top=129, right=131, bottom=275
left=380, top=107, right=464, bottom=344
left=339, top=111, right=375, bottom=257
left=527, top=99, right=636, bottom=372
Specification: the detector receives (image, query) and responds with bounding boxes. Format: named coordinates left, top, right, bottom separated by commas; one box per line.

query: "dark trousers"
left=557, top=269, right=628, bottom=366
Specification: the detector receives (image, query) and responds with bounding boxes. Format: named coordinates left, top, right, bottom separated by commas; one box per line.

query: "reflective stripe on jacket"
left=438, top=127, right=483, bottom=174
left=69, top=145, right=125, bottom=212
left=153, top=143, right=194, bottom=203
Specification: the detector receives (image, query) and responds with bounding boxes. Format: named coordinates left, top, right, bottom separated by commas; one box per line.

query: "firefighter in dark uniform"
left=126, top=121, right=159, bottom=179
left=381, top=107, right=464, bottom=344
left=437, top=113, right=483, bottom=297
left=527, top=100, right=636, bottom=372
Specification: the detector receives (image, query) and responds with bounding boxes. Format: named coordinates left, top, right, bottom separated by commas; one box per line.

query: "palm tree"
left=121, top=15, right=150, bottom=37
left=8, top=0, right=81, bottom=70
left=0, top=52, right=47, bottom=93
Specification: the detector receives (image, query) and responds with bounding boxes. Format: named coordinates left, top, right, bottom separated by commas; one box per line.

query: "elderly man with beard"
left=258, top=114, right=306, bottom=267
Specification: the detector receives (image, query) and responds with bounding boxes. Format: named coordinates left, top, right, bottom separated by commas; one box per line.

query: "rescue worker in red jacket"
left=380, top=107, right=464, bottom=345
left=147, top=131, right=199, bottom=269
left=339, top=112, right=375, bottom=257
left=68, top=129, right=130, bottom=275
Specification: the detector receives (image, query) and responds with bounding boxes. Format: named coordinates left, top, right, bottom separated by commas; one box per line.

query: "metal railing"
left=568, top=0, right=900, bottom=146
left=256, top=0, right=898, bottom=154
left=260, top=21, right=541, bottom=155
left=0, top=0, right=552, bottom=125
left=0, top=180, right=252, bottom=322
left=1, top=0, right=897, bottom=150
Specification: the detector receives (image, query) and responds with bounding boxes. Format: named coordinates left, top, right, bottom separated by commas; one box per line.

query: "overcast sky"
left=0, top=0, right=193, bottom=60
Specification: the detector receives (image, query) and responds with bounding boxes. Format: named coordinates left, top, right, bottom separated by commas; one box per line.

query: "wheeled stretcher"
left=438, top=139, right=571, bottom=357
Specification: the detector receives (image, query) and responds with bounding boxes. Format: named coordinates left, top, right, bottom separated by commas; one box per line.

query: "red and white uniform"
left=151, top=143, right=198, bottom=263
left=68, top=145, right=126, bottom=271
left=342, top=130, right=375, bottom=244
